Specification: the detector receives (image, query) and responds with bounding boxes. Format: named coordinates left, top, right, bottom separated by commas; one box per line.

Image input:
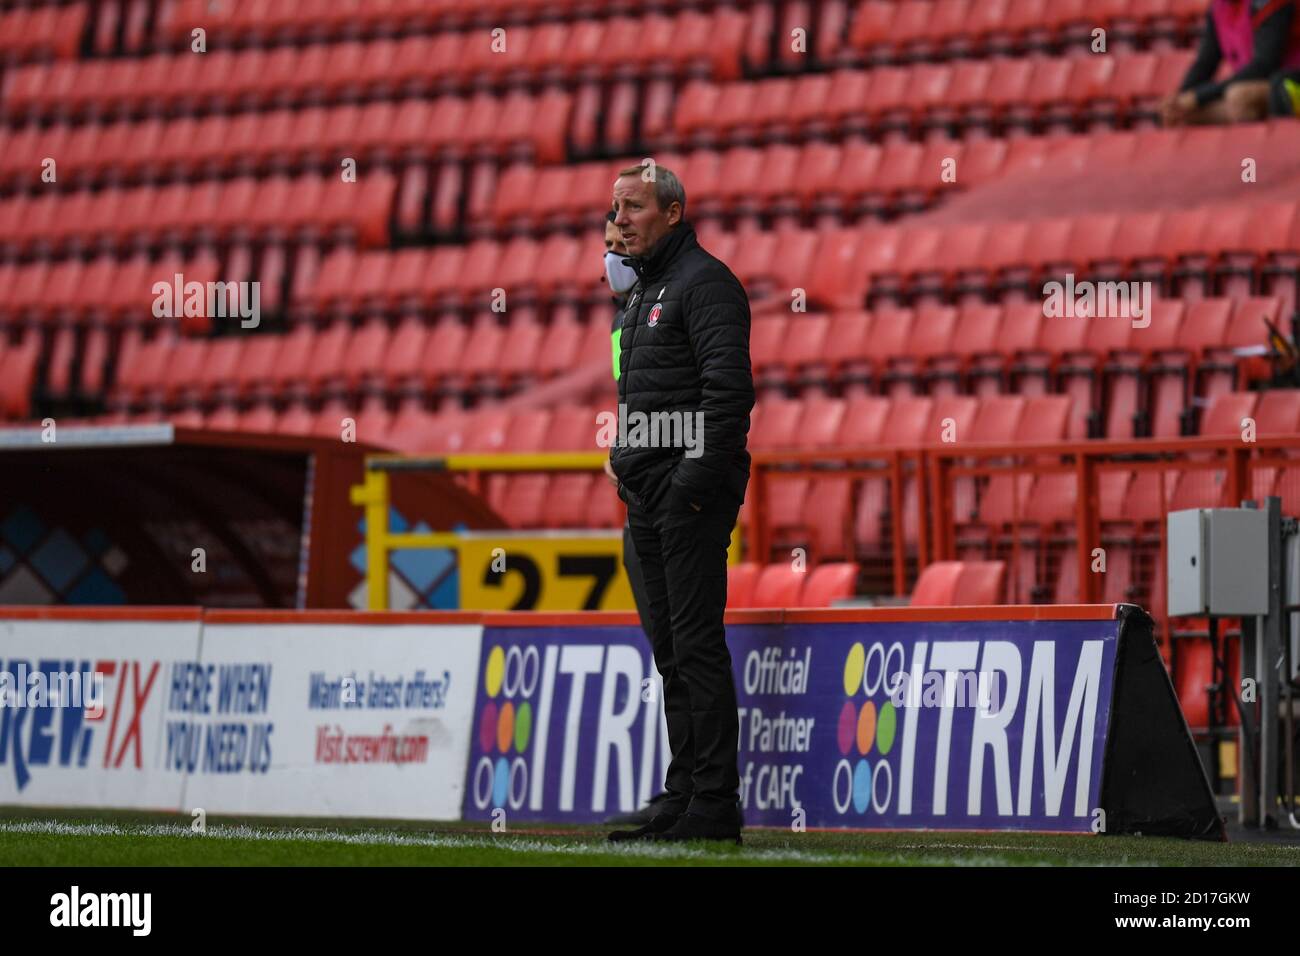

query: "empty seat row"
left=148, top=393, right=1094, bottom=544
left=3, top=64, right=571, bottom=161
left=726, top=561, right=860, bottom=608
left=845, top=0, right=1206, bottom=61
left=980, top=389, right=1300, bottom=530
left=107, top=312, right=614, bottom=408
left=748, top=296, right=1277, bottom=446
left=690, top=197, right=1300, bottom=310
left=83, top=286, right=1268, bottom=431
left=12, top=223, right=1281, bottom=351
left=748, top=389, right=1300, bottom=559
left=939, top=121, right=1300, bottom=224
left=4, top=13, right=741, bottom=117
left=0, top=171, right=395, bottom=256
left=155, top=0, right=751, bottom=51
left=487, top=140, right=1009, bottom=235
left=105, top=399, right=633, bottom=529
left=89, top=389, right=1300, bottom=546
left=754, top=392, right=1077, bottom=556
left=370, top=391, right=1070, bottom=456
left=0, top=99, right=567, bottom=187
left=282, top=201, right=1298, bottom=321
left=170, top=394, right=406, bottom=445
left=94, top=398, right=704, bottom=530
left=750, top=297, right=1280, bottom=392
left=487, top=122, right=1300, bottom=237
left=849, top=205, right=1299, bottom=301
left=155, top=391, right=1082, bottom=456
left=392, top=10, right=751, bottom=81
left=0, top=3, right=85, bottom=62
left=93, top=394, right=410, bottom=450
left=108, top=385, right=1074, bottom=459
left=293, top=237, right=609, bottom=312
left=658, top=50, right=1195, bottom=145
left=0, top=252, right=221, bottom=331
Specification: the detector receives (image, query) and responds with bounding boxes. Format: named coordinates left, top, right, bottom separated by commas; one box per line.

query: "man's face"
left=612, top=175, right=679, bottom=258
left=604, top=220, right=627, bottom=256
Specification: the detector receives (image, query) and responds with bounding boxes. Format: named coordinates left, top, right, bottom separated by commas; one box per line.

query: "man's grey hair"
left=618, top=164, right=686, bottom=215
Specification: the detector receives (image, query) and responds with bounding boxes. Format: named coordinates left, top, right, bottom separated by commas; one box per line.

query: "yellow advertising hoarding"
left=457, top=533, right=634, bottom=611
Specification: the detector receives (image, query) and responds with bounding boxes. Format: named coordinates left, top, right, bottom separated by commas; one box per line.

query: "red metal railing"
left=748, top=435, right=1300, bottom=614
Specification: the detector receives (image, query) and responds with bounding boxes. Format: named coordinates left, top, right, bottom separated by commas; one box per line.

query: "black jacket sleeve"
left=1183, top=3, right=1294, bottom=106
left=1180, top=10, right=1223, bottom=96
left=671, top=266, right=755, bottom=504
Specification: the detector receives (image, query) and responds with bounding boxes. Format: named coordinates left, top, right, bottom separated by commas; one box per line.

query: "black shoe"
left=653, top=811, right=742, bottom=845
left=603, top=791, right=673, bottom=827
left=608, top=810, right=682, bottom=843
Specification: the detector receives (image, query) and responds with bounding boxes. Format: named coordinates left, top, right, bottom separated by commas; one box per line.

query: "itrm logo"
left=50, top=886, right=151, bottom=936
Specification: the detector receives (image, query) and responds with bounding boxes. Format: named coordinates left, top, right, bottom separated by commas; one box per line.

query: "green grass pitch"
left=1, top=807, right=1298, bottom=866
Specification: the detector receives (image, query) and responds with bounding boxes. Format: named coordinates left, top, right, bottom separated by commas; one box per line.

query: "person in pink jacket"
left=1161, top=0, right=1300, bottom=125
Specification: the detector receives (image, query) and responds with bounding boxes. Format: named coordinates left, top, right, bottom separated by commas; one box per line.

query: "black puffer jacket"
left=609, top=221, right=754, bottom=512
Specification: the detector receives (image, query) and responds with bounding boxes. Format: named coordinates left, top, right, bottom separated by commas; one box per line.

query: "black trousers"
left=621, top=521, right=652, bottom=638
left=626, top=486, right=742, bottom=823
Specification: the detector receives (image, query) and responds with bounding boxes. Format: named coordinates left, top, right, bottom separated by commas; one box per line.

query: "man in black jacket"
left=601, top=209, right=681, bottom=829
left=604, top=164, right=754, bottom=844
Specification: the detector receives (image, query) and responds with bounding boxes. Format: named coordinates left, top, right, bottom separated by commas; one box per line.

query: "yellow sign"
left=457, top=535, right=635, bottom=611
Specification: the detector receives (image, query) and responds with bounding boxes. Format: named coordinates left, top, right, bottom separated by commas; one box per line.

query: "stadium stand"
left=1, top=0, right=1297, bottom=744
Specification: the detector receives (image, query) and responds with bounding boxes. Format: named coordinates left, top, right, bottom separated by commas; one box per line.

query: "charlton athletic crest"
left=647, top=303, right=662, bottom=327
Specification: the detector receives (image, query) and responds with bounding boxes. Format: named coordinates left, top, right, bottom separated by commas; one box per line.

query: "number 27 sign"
left=457, top=535, right=636, bottom=611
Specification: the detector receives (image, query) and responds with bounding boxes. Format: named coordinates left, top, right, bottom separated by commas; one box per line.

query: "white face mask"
left=604, top=251, right=639, bottom=294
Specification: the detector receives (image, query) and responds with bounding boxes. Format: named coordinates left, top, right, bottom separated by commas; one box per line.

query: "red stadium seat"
left=978, top=395, right=1072, bottom=527
left=750, top=397, right=804, bottom=451
left=277, top=401, right=317, bottom=436
left=305, top=323, right=354, bottom=393
left=1168, top=391, right=1259, bottom=512
left=751, top=563, right=805, bottom=607
left=194, top=337, right=245, bottom=400
left=799, top=563, right=860, bottom=607
left=341, top=320, right=392, bottom=391
left=267, top=326, right=317, bottom=394
left=488, top=409, right=555, bottom=528
left=911, top=561, right=965, bottom=605
left=953, top=560, right=1008, bottom=604
left=726, top=562, right=762, bottom=608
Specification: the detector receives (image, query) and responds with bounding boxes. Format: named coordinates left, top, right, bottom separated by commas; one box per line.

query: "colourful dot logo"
left=832, top=641, right=903, bottom=817
left=472, top=644, right=538, bottom=812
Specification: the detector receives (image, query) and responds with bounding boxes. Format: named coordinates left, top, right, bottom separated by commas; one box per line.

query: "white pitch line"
left=0, top=820, right=1051, bottom=867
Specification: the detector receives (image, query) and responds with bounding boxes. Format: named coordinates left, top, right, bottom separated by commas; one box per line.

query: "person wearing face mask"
left=601, top=209, right=674, bottom=828
left=604, top=209, right=640, bottom=307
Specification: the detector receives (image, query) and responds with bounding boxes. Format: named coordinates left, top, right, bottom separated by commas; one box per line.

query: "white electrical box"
left=1166, top=508, right=1269, bottom=617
